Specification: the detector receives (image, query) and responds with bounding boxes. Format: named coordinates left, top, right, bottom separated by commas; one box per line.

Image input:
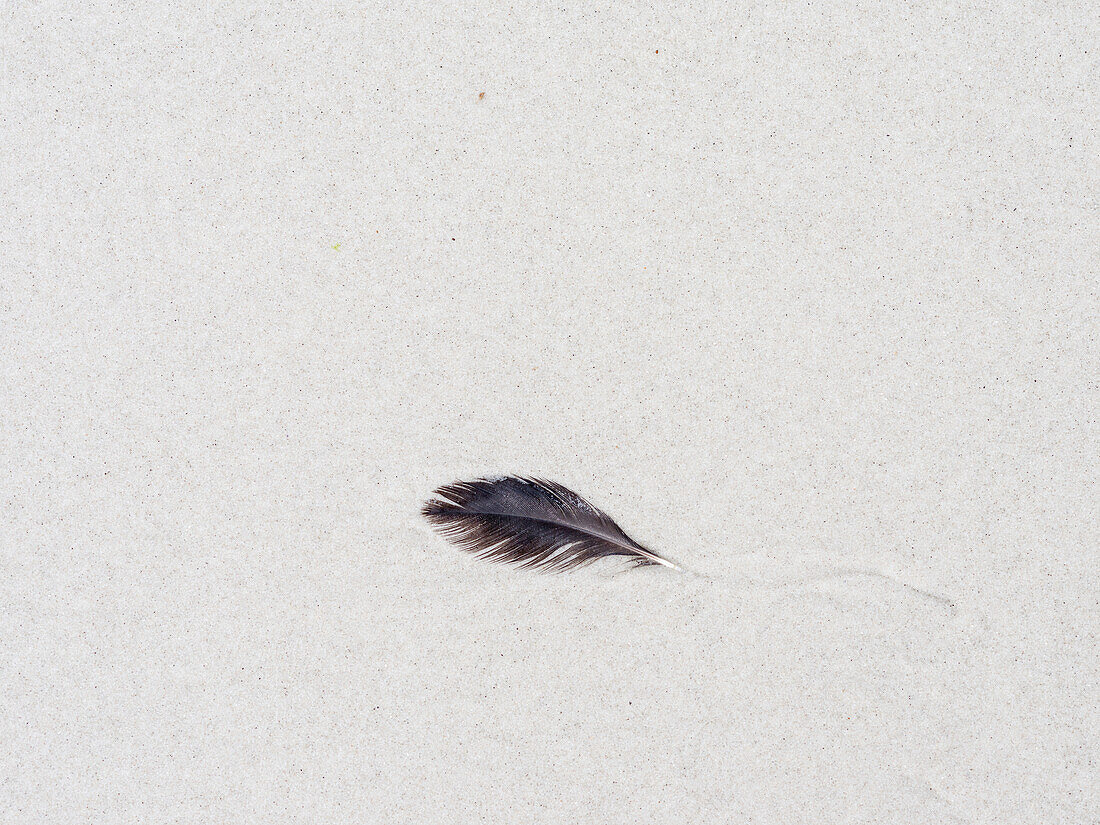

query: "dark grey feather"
left=422, top=476, right=680, bottom=572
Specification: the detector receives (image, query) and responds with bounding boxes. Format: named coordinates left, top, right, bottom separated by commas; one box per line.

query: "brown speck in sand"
left=478, top=91, right=485, bottom=100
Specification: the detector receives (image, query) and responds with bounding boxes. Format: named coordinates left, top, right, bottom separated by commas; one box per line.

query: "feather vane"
left=422, top=476, right=679, bottom=572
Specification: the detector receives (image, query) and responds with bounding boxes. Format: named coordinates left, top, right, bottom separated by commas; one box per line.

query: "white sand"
left=2, top=3, right=1096, bottom=823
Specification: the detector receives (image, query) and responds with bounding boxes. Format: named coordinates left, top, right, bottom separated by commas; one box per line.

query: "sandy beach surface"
left=2, top=3, right=1096, bottom=823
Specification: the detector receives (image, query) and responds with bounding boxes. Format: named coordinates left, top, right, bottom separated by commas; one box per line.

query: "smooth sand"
left=2, top=3, right=1096, bottom=823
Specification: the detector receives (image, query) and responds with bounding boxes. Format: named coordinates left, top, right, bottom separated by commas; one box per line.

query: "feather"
left=422, top=476, right=681, bottom=572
